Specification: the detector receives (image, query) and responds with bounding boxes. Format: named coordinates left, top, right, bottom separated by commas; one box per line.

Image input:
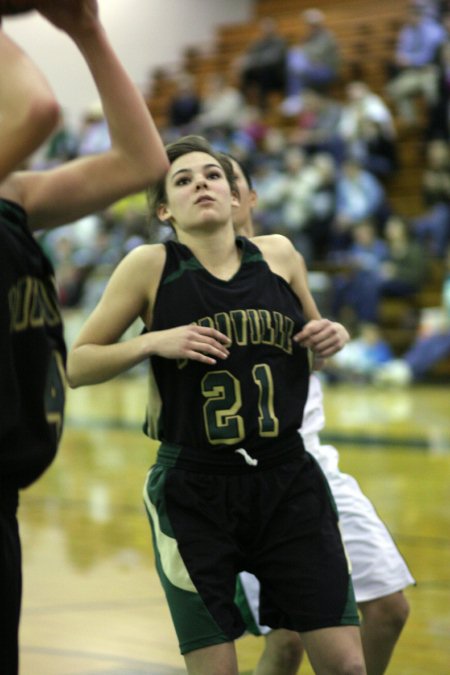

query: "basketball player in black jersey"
left=68, top=135, right=366, bottom=675
left=0, top=3, right=168, bottom=672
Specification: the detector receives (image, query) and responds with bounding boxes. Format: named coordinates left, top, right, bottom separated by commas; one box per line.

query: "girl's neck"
left=179, top=227, right=241, bottom=280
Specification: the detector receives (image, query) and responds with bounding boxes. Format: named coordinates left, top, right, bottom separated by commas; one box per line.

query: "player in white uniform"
left=229, top=156, right=415, bottom=675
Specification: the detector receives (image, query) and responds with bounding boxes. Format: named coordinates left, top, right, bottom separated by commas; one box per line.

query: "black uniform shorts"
left=0, top=482, right=21, bottom=674
left=143, top=440, right=358, bottom=655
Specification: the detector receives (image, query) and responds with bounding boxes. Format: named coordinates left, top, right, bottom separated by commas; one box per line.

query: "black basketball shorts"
left=143, top=441, right=359, bottom=655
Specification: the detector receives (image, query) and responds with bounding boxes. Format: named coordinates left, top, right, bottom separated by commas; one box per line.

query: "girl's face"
left=158, top=151, right=238, bottom=234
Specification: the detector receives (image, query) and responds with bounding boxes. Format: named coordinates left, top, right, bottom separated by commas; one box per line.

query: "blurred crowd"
left=30, top=0, right=450, bottom=384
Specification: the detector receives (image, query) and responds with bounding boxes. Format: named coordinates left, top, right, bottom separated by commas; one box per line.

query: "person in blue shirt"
left=386, top=4, right=446, bottom=123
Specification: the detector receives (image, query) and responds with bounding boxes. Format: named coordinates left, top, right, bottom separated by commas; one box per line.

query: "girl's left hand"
left=294, top=319, right=350, bottom=358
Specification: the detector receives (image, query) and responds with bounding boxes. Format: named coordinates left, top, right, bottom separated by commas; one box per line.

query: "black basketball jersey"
left=0, top=199, right=66, bottom=488
left=148, top=237, right=310, bottom=457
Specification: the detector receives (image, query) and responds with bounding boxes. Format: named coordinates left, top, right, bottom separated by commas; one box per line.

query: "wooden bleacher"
left=145, top=0, right=449, bottom=377
left=148, top=0, right=422, bottom=209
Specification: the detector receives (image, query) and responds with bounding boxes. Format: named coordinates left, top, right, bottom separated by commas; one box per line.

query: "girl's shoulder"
left=250, top=233, right=297, bottom=259
left=115, top=242, right=167, bottom=284
left=249, top=234, right=301, bottom=283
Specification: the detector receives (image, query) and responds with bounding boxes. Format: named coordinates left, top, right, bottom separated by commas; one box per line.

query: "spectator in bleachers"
left=289, top=89, right=344, bottom=161
left=375, top=244, right=450, bottom=384
left=338, top=82, right=398, bottom=178
left=166, top=72, right=201, bottom=137
left=348, top=118, right=398, bottom=180
left=415, top=0, right=445, bottom=19
left=386, top=3, right=446, bottom=124
left=380, top=213, right=428, bottom=296
left=235, top=17, right=287, bottom=109
left=331, top=215, right=426, bottom=323
left=410, top=138, right=450, bottom=256
left=228, top=105, right=269, bottom=157
left=331, top=157, right=387, bottom=250
left=304, top=152, right=338, bottom=261
left=77, top=100, right=111, bottom=156
left=283, top=8, right=341, bottom=115
left=194, top=72, right=245, bottom=135
left=249, top=126, right=287, bottom=172
left=339, top=81, right=396, bottom=146
left=251, top=145, right=322, bottom=262
left=331, top=219, right=390, bottom=322
left=426, top=33, right=450, bottom=139
left=323, top=322, right=394, bottom=383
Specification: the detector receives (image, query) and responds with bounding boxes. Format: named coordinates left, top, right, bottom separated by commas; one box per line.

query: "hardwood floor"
left=18, top=378, right=450, bottom=674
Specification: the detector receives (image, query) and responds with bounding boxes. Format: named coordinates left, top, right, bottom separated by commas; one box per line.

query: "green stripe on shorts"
left=143, top=465, right=231, bottom=654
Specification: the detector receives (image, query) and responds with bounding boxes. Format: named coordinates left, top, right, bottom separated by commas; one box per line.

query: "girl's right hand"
left=149, top=325, right=231, bottom=365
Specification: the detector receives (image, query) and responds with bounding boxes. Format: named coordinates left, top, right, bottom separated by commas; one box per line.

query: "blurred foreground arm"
left=0, top=26, right=59, bottom=181
left=1, top=0, right=169, bottom=229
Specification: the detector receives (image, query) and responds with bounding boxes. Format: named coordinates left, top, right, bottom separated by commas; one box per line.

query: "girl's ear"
left=249, top=189, right=258, bottom=210
left=157, top=202, right=172, bottom=222
left=231, top=189, right=240, bottom=209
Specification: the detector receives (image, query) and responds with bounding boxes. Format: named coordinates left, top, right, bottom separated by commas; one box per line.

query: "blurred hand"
left=0, top=1, right=35, bottom=16
left=38, top=0, right=98, bottom=35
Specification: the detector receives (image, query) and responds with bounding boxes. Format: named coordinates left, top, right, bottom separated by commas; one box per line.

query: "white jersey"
left=301, top=373, right=339, bottom=473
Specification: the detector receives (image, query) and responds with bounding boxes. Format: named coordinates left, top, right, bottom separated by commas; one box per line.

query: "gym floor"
left=19, top=376, right=450, bottom=674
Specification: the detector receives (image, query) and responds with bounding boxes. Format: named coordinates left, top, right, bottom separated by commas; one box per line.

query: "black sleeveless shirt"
left=148, top=237, right=310, bottom=458
left=0, top=199, right=66, bottom=488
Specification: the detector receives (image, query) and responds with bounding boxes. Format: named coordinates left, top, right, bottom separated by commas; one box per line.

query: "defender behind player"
left=229, top=155, right=414, bottom=675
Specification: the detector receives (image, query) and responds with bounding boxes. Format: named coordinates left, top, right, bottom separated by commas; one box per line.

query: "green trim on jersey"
left=162, top=240, right=263, bottom=287
left=241, top=250, right=263, bottom=265
left=163, top=256, right=203, bottom=285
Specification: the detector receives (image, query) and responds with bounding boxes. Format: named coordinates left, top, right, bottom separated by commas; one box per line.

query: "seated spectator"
left=195, top=72, right=245, bottom=133
left=426, top=35, right=450, bottom=140
left=386, top=4, right=446, bottom=124
left=331, top=157, right=387, bottom=250
left=284, top=8, right=341, bottom=112
left=411, top=138, right=450, bottom=256
left=289, top=89, right=344, bottom=161
left=349, top=119, right=398, bottom=179
left=77, top=100, right=111, bottom=156
left=249, top=126, right=287, bottom=173
left=375, top=329, right=450, bottom=383
left=166, top=72, right=201, bottom=137
left=338, top=81, right=397, bottom=177
left=324, top=322, right=393, bottom=383
left=332, top=215, right=426, bottom=323
left=340, top=81, right=396, bottom=138
left=304, top=152, right=338, bottom=260
left=331, top=219, right=390, bottom=322
left=250, top=149, right=336, bottom=262
left=383, top=213, right=428, bottom=287
left=252, top=146, right=322, bottom=262
left=235, top=17, right=287, bottom=109
left=375, top=245, right=450, bottom=384
left=228, top=105, right=269, bottom=156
